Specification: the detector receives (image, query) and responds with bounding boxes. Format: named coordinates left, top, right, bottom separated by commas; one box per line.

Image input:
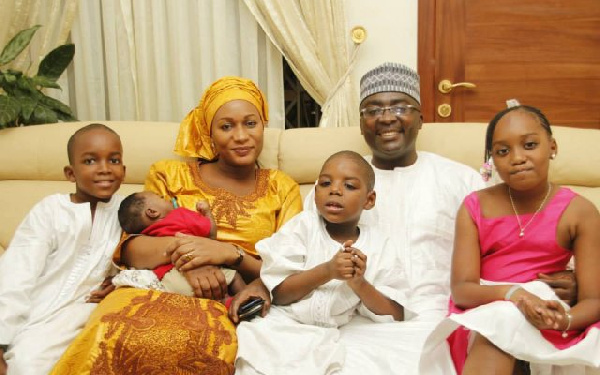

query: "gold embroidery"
left=188, top=161, right=270, bottom=229
left=90, top=290, right=236, bottom=375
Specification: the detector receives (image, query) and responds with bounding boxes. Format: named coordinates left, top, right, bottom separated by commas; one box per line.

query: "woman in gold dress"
left=52, top=77, right=302, bottom=375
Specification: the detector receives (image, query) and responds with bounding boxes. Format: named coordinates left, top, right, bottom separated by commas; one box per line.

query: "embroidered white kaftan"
left=303, top=151, right=483, bottom=374
left=235, top=210, right=409, bottom=375
left=0, top=194, right=123, bottom=375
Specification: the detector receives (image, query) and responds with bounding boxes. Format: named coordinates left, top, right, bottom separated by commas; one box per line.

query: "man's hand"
left=537, top=271, right=577, bottom=306
left=183, top=265, right=228, bottom=300
left=86, top=276, right=116, bottom=303
left=228, top=278, right=271, bottom=324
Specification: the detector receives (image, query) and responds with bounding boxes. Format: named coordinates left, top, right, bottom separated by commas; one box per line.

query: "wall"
left=346, top=0, right=418, bottom=93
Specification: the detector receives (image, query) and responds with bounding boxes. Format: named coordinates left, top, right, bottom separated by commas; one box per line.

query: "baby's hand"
left=196, top=200, right=217, bottom=239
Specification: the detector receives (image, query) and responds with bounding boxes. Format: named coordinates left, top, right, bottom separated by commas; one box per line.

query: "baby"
left=114, top=191, right=244, bottom=296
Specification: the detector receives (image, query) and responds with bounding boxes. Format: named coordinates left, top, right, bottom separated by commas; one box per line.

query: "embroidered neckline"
left=187, top=161, right=270, bottom=228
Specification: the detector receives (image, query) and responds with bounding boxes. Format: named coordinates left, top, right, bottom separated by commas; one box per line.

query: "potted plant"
left=0, top=25, right=76, bottom=128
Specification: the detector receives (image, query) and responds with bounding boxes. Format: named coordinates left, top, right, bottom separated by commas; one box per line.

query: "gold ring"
left=182, top=252, right=194, bottom=263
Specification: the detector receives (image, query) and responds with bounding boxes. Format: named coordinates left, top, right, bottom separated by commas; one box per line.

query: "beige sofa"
left=0, top=121, right=599, bottom=254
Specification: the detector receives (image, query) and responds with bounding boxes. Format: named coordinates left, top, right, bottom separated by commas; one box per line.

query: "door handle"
left=438, top=79, right=476, bottom=94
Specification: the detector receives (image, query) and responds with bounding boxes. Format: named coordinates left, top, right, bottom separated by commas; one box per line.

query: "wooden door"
left=418, top=0, right=600, bottom=128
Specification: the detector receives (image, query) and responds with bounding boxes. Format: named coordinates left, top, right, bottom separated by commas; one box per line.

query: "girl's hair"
left=484, top=105, right=552, bottom=162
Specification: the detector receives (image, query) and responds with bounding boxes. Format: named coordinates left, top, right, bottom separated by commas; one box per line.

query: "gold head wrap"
left=174, top=76, right=269, bottom=160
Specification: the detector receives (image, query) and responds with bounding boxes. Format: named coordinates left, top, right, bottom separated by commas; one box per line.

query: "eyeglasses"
left=360, top=105, right=421, bottom=120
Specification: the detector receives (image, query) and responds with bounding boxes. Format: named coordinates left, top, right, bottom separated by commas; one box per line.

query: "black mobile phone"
left=238, top=298, right=265, bottom=321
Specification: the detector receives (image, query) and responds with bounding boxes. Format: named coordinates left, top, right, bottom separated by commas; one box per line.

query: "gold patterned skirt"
left=51, top=288, right=237, bottom=375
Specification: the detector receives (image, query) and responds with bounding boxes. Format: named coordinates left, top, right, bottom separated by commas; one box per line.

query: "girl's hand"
left=346, top=247, right=367, bottom=289
left=167, top=233, right=230, bottom=271
left=513, top=289, right=566, bottom=329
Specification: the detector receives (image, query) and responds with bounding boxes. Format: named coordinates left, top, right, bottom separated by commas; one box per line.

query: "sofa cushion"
left=278, top=126, right=371, bottom=184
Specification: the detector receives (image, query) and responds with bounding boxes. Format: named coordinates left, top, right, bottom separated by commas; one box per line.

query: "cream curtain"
left=243, top=0, right=359, bottom=128
left=0, top=0, right=78, bottom=74
left=66, top=0, right=285, bottom=127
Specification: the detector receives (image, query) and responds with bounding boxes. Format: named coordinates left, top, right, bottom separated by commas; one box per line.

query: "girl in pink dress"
left=420, top=105, right=600, bottom=375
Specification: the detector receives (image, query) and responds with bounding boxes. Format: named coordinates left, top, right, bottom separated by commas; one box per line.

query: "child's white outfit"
left=0, top=194, right=123, bottom=375
left=235, top=210, right=410, bottom=375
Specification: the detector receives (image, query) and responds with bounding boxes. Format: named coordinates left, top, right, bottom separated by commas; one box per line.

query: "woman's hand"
left=86, top=276, right=116, bottom=303
left=183, top=266, right=228, bottom=300
left=228, top=278, right=271, bottom=324
left=167, top=233, right=235, bottom=271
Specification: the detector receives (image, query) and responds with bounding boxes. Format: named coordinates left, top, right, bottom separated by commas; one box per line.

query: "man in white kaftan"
left=303, top=62, right=484, bottom=374
left=235, top=210, right=410, bottom=375
left=0, top=194, right=123, bottom=375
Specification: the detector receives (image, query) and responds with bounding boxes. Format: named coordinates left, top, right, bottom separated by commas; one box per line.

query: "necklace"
left=508, top=182, right=552, bottom=238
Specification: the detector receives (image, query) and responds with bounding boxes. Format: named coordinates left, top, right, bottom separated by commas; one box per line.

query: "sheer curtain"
left=243, top=0, right=359, bottom=128
left=0, top=0, right=78, bottom=78
left=65, top=0, right=284, bottom=127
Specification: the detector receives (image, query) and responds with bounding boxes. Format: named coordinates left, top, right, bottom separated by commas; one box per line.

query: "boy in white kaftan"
left=303, top=151, right=482, bottom=374
left=236, top=151, right=410, bottom=375
left=0, top=124, right=126, bottom=375
left=236, top=210, right=408, bottom=374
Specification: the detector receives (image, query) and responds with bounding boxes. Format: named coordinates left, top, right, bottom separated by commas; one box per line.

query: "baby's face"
left=139, top=191, right=174, bottom=218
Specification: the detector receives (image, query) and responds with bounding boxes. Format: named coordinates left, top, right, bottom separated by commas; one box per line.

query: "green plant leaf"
left=32, top=75, right=61, bottom=89
left=0, top=25, right=41, bottom=66
left=0, top=73, right=19, bottom=94
left=0, top=95, right=20, bottom=127
left=38, top=44, right=74, bottom=81
left=19, top=96, right=38, bottom=122
left=39, top=94, right=72, bottom=116
left=0, top=25, right=76, bottom=126
left=56, top=110, right=76, bottom=122
left=31, top=103, right=57, bottom=124
left=16, top=75, right=37, bottom=94
left=4, top=73, right=16, bottom=84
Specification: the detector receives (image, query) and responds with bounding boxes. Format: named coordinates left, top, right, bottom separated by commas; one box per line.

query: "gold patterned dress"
left=51, top=160, right=302, bottom=375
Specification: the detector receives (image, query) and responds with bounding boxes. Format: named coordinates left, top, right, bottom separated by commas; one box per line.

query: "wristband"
left=561, top=312, right=573, bottom=338
left=231, top=245, right=245, bottom=267
left=504, top=285, right=521, bottom=301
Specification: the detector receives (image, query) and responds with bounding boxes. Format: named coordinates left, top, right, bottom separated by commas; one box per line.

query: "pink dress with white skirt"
left=419, top=188, right=600, bottom=375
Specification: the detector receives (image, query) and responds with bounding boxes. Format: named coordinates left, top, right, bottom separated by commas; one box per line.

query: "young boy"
left=0, top=124, right=126, bottom=374
left=235, top=150, right=409, bottom=375
left=113, top=191, right=244, bottom=296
